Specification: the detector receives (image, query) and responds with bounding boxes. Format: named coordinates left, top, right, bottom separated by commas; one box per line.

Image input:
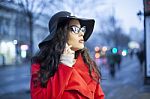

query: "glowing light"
left=95, top=46, right=100, bottom=52
left=0, top=42, right=7, bottom=53
left=102, top=46, right=107, bottom=52
left=128, top=41, right=140, bottom=49
left=21, top=45, right=28, bottom=51
left=122, top=50, right=127, bottom=56
left=13, top=40, right=17, bottom=44
left=6, top=42, right=14, bottom=48
left=112, top=48, right=118, bottom=54
left=21, top=50, right=26, bottom=58
left=95, top=53, right=100, bottom=59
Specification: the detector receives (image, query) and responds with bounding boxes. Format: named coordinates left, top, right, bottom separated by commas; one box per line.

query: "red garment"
left=30, top=54, right=104, bottom=99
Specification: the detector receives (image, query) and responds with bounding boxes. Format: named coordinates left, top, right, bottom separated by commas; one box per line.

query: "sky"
left=113, top=0, right=144, bottom=33
left=43, top=0, right=144, bottom=34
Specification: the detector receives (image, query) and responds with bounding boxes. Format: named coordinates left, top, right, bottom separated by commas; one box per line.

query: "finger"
left=66, top=43, right=69, bottom=47
left=70, top=50, right=75, bottom=54
left=64, top=47, right=71, bottom=54
left=65, top=46, right=71, bottom=51
left=68, top=45, right=72, bottom=49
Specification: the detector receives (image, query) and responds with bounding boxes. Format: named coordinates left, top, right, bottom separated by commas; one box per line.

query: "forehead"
left=69, top=19, right=80, bottom=26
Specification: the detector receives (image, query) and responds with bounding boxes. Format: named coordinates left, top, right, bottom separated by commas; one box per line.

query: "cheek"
left=67, top=35, right=84, bottom=50
left=68, top=36, right=78, bottom=45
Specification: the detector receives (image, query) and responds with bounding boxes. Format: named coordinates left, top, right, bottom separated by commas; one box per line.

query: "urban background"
left=0, top=0, right=149, bottom=99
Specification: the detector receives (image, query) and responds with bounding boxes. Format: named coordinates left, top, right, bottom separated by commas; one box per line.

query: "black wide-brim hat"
left=38, top=11, right=95, bottom=48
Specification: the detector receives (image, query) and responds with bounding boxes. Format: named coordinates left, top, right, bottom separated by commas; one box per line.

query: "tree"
left=46, top=0, right=106, bottom=17
left=17, top=0, right=49, bottom=58
left=99, top=15, right=130, bottom=48
left=1, top=0, right=108, bottom=57
left=1, top=0, right=54, bottom=58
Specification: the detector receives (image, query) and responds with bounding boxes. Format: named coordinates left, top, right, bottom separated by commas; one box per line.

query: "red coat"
left=30, top=54, right=104, bottom=99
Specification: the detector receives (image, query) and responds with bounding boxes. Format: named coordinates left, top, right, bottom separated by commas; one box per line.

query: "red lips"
left=79, top=39, right=84, bottom=43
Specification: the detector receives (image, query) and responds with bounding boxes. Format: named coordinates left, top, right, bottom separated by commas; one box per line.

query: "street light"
left=137, top=10, right=144, bottom=21
left=94, top=46, right=100, bottom=59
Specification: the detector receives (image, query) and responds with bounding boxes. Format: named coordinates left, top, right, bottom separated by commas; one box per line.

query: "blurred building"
left=129, top=27, right=144, bottom=44
left=144, top=0, right=150, bottom=84
left=0, top=2, right=49, bottom=65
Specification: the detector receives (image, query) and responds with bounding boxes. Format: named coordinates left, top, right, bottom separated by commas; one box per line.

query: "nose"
left=79, top=31, right=84, bottom=36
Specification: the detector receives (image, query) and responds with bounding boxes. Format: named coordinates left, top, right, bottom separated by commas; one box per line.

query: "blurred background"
left=0, top=0, right=149, bottom=99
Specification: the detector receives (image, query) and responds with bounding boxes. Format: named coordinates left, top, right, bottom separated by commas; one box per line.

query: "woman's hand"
left=63, top=43, right=75, bottom=55
left=60, top=43, right=75, bottom=67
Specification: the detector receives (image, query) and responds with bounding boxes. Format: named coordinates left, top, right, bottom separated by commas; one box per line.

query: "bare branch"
left=30, top=0, right=35, bottom=12
left=34, top=1, right=47, bottom=20
left=17, top=0, right=28, bottom=14
left=25, top=0, right=29, bottom=11
left=32, top=0, right=43, bottom=12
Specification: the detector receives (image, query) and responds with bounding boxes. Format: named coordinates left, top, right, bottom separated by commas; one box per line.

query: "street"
left=100, top=55, right=150, bottom=99
left=0, top=63, right=30, bottom=99
left=0, top=55, right=150, bottom=99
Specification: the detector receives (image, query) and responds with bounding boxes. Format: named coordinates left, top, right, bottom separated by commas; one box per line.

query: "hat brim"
left=39, top=16, right=95, bottom=48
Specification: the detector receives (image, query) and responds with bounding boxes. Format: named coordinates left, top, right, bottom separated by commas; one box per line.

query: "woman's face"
left=67, top=19, right=85, bottom=51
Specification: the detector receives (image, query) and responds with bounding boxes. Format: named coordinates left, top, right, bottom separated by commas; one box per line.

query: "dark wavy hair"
left=32, top=20, right=101, bottom=87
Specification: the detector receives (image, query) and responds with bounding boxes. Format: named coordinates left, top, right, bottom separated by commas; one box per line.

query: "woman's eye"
left=72, top=27, right=79, bottom=33
left=81, top=27, right=86, bottom=33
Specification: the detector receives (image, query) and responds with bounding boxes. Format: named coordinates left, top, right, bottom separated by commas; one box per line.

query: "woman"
left=30, top=11, right=104, bottom=99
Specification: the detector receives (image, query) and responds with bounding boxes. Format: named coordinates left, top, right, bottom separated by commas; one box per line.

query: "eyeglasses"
left=68, top=25, right=86, bottom=34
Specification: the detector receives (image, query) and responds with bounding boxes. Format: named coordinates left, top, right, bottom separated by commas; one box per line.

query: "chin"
left=77, top=46, right=84, bottom=50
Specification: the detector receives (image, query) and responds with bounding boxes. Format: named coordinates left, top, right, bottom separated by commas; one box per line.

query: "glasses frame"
left=68, top=25, right=86, bottom=34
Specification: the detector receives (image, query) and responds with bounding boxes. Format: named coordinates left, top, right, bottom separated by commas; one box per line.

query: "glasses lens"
left=70, top=26, right=80, bottom=34
left=80, top=26, right=86, bottom=33
left=69, top=26, right=86, bottom=34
